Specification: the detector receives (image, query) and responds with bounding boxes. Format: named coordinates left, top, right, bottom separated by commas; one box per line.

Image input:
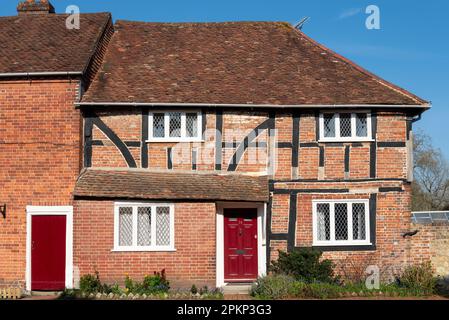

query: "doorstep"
left=223, top=283, right=253, bottom=295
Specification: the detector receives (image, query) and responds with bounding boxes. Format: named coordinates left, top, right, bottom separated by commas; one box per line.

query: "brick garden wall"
left=409, top=222, right=449, bottom=277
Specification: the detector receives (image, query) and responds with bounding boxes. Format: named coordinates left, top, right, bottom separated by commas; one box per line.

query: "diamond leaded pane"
left=323, top=114, right=336, bottom=138
left=138, top=207, right=151, bottom=246
left=356, top=113, right=368, bottom=137
left=334, top=203, right=348, bottom=240
left=119, top=207, right=133, bottom=246
left=169, top=112, right=181, bottom=137
left=186, top=113, right=198, bottom=137
left=316, top=203, right=330, bottom=241
left=153, top=113, right=165, bottom=138
left=352, top=203, right=366, bottom=240
left=156, top=207, right=170, bottom=246
left=340, top=113, right=352, bottom=137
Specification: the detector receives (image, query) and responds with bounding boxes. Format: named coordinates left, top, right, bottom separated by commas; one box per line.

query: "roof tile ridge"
left=81, top=12, right=113, bottom=76
left=292, top=27, right=428, bottom=105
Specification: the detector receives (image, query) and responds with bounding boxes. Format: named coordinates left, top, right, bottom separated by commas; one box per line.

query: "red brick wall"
left=73, top=200, right=216, bottom=288
left=0, top=79, right=82, bottom=288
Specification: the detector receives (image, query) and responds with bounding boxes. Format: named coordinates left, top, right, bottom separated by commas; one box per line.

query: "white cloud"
left=338, top=8, right=362, bottom=20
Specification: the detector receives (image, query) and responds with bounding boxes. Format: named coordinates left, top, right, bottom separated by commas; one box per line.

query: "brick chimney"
left=17, top=0, right=55, bottom=15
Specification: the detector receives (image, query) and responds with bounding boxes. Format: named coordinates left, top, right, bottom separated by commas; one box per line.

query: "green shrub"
left=139, top=270, right=170, bottom=294
left=251, top=274, right=296, bottom=299
left=190, top=284, right=198, bottom=294
left=399, top=261, right=436, bottom=295
left=303, top=282, right=341, bottom=299
left=79, top=272, right=102, bottom=294
left=270, top=248, right=337, bottom=283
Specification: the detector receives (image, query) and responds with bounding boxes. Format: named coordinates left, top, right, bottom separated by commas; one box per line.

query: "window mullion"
left=181, top=112, right=186, bottom=139
left=365, top=202, right=370, bottom=243
left=151, top=205, right=157, bottom=247
left=330, top=203, right=336, bottom=242
left=367, top=113, right=373, bottom=140
left=148, top=113, right=153, bottom=139
left=164, top=113, right=169, bottom=138
left=348, top=202, right=353, bottom=242
left=197, top=112, right=202, bottom=139
left=335, top=113, right=341, bottom=139
left=351, top=113, right=357, bottom=138
left=319, top=114, right=323, bottom=140
left=170, top=206, right=175, bottom=248
left=132, top=206, right=138, bottom=247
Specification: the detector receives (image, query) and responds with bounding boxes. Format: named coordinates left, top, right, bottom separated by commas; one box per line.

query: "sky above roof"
left=1, top=0, right=448, bottom=158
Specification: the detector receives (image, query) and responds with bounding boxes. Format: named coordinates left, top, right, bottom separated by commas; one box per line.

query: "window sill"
left=111, top=248, right=177, bottom=252
left=312, top=244, right=376, bottom=252
left=146, top=139, right=204, bottom=143
left=313, top=242, right=371, bottom=246
left=318, top=138, right=374, bottom=143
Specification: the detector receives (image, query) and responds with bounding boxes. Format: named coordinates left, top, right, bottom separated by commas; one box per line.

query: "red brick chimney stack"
left=17, top=0, right=55, bottom=15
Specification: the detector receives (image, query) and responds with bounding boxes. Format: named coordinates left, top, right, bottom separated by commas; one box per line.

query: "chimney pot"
left=17, top=0, right=55, bottom=15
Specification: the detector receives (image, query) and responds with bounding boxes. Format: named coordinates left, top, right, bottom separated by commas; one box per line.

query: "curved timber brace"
left=84, top=111, right=137, bottom=168
left=227, top=113, right=275, bottom=171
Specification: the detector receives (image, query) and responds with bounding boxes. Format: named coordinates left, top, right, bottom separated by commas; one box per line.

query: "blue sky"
left=2, top=0, right=448, bottom=158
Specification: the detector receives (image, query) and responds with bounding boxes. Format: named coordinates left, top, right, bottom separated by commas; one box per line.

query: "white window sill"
left=111, top=247, right=177, bottom=252
left=318, top=138, right=374, bottom=143
left=313, top=242, right=372, bottom=247
left=146, top=139, right=204, bottom=143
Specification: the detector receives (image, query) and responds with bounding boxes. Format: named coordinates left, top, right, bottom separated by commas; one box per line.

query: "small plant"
left=139, top=270, right=170, bottom=293
left=270, top=248, right=337, bottom=284
left=303, top=282, right=341, bottom=299
left=398, top=261, right=436, bottom=295
left=79, top=272, right=102, bottom=294
left=124, top=274, right=135, bottom=292
left=251, top=274, right=296, bottom=299
left=199, top=286, right=209, bottom=295
left=190, top=284, right=198, bottom=294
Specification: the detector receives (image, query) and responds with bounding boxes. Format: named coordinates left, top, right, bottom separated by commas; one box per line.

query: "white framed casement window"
left=312, top=200, right=371, bottom=246
left=319, top=111, right=372, bottom=142
left=113, top=202, right=175, bottom=251
left=148, top=110, right=202, bottom=142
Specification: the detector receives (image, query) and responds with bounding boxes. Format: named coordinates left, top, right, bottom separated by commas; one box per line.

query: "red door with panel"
left=31, top=215, right=66, bottom=291
left=224, top=209, right=258, bottom=282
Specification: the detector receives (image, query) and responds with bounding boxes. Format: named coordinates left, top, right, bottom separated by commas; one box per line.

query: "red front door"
left=224, top=209, right=258, bottom=282
left=31, top=215, right=66, bottom=291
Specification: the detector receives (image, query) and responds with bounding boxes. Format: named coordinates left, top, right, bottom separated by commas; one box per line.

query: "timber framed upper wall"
left=80, top=20, right=428, bottom=108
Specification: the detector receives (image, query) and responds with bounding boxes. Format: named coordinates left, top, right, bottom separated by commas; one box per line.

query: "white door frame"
left=216, top=202, right=267, bottom=288
left=26, top=206, right=73, bottom=291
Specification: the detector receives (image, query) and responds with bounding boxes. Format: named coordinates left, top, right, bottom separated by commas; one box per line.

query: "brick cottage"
left=0, top=1, right=430, bottom=291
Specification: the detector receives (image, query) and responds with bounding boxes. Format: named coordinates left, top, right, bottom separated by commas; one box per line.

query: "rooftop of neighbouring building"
left=0, top=0, right=111, bottom=74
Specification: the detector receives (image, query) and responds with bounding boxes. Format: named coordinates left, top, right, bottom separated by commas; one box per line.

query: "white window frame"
left=147, top=110, right=203, bottom=142
left=113, top=202, right=175, bottom=252
left=312, top=199, right=371, bottom=246
left=319, top=110, right=373, bottom=142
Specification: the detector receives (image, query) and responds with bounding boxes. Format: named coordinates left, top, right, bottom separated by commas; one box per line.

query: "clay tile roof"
left=0, top=12, right=111, bottom=74
left=74, top=168, right=270, bottom=202
left=82, top=20, right=427, bottom=106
